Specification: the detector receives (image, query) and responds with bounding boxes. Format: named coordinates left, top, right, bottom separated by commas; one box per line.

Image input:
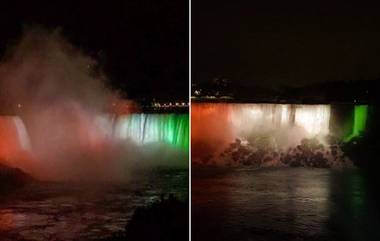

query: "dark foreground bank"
left=0, top=163, right=34, bottom=194
left=105, top=195, right=188, bottom=241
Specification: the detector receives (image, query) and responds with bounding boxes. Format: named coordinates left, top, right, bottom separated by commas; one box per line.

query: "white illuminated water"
left=230, top=104, right=331, bottom=139
left=192, top=103, right=337, bottom=166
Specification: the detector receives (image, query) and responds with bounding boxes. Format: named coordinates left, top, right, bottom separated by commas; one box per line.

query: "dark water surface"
left=192, top=168, right=380, bottom=241
left=0, top=168, right=188, bottom=241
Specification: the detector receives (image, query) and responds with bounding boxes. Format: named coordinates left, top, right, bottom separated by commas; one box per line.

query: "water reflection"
left=0, top=169, right=188, bottom=240
left=193, top=168, right=380, bottom=241
left=327, top=170, right=380, bottom=241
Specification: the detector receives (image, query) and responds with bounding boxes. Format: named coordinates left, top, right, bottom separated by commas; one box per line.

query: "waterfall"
left=0, top=116, right=31, bottom=168
left=192, top=103, right=331, bottom=150
left=0, top=113, right=189, bottom=178
left=114, top=114, right=189, bottom=151
left=229, top=104, right=331, bottom=137
left=191, top=103, right=357, bottom=167
left=344, top=105, right=368, bottom=142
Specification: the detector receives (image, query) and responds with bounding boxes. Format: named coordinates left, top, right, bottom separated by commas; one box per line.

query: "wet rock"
left=220, top=137, right=352, bottom=169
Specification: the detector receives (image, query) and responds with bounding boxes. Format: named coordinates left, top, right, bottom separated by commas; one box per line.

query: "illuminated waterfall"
left=0, top=116, right=31, bottom=167
left=192, top=103, right=333, bottom=143
left=229, top=104, right=331, bottom=137
left=0, top=113, right=189, bottom=155
left=294, top=105, right=331, bottom=136
left=344, top=105, right=368, bottom=142
left=115, top=114, right=189, bottom=151
left=192, top=103, right=333, bottom=164
left=0, top=116, right=31, bottom=153
left=0, top=113, right=189, bottom=172
left=11, top=117, right=31, bottom=151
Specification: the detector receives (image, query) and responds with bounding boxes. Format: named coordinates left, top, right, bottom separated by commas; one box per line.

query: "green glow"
left=116, top=114, right=189, bottom=151
left=344, top=105, right=368, bottom=142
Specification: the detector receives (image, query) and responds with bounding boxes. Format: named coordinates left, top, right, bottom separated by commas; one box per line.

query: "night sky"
left=193, top=1, right=380, bottom=89
left=0, top=0, right=188, bottom=101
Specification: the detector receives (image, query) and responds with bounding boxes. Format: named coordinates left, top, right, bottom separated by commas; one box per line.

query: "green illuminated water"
left=115, top=114, right=189, bottom=151
left=344, top=105, right=368, bottom=142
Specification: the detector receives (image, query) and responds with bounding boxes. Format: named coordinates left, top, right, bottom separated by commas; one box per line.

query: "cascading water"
left=344, top=105, right=368, bottom=142
left=114, top=114, right=189, bottom=151
left=192, top=103, right=360, bottom=167
left=0, top=116, right=31, bottom=169
left=0, top=113, right=189, bottom=179
left=229, top=104, right=331, bottom=139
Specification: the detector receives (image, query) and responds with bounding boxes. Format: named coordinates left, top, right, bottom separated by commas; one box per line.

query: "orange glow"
left=191, top=103, right=234, bottom=164
left=0, top=210, right=17, bottom=232
left=108, top=98, right=140, bottom=115
left=0, top=117, right=33, bottom=171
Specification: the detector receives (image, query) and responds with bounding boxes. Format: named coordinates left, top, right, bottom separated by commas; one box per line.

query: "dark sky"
left=193, top=1, right=380, bottom=89
left=0, top=0, right=188, bottom=101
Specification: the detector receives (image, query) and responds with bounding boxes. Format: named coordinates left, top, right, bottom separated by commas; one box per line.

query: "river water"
left=0, top=168, right=188, bottom=241
left=192, top=168, right=380, bottom=241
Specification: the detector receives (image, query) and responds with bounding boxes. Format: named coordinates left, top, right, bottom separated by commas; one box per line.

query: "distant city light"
left=150, top=100, right=188, bottom=109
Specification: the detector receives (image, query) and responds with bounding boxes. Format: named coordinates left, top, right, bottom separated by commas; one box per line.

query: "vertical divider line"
left=188, top=0, right=192, bottom=239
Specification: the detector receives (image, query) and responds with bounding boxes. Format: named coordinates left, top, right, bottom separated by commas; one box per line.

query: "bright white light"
left=230, top=104, right=330, bottom=138
left=13, top=116, right=31, bottom=150
left=280, top=105, right=290, bottom=126
left=294, top=105, right=330, bottom=136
